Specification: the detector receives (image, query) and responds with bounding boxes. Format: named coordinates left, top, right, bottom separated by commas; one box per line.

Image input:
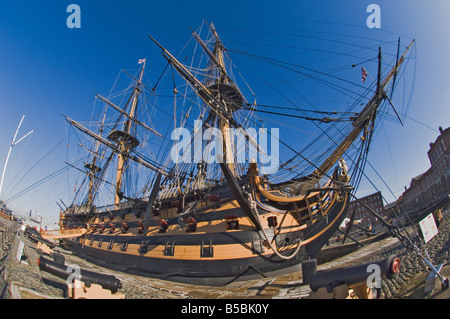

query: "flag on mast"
left=361, top=67, right=368, bottom=83
left=138, top=58, right=146, bottom=64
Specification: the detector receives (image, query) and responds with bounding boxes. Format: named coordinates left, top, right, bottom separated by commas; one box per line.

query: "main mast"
left=210, top=24, right=236, bottom=176
left=150, top=23, right=247, bottom=177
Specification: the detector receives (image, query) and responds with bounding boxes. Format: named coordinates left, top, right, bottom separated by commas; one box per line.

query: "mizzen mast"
left=110, top=60, right=146, bottom=205
left=63, top=59, right=167, bottom=208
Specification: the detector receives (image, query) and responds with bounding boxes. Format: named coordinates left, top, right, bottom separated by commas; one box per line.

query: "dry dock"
left=1, top=209, right=450, bottom=300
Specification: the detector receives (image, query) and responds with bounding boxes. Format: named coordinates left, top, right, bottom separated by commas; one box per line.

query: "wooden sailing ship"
left=58, top=22, right=414, bottom=285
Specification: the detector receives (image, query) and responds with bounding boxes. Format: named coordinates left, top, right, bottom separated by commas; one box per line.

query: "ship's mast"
left=113, top=60, right=146, bottom=205
left=63, top=59, right=167, bottom=209
left=150, top=24, right=247, bottom=177
left=85, top=110, right=106, bottom=208
left=210, top=24, right=236, bottom=176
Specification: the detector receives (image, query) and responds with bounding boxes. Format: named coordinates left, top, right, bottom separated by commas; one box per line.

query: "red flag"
left=361, top=67, right=368, bottom=83
left=138, top=58, right=146, bottom=64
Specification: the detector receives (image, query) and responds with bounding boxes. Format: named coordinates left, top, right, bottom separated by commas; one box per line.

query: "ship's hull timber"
left=62, top=237, right=303, bottom=286
left=61, top=192, right=349, bottom=286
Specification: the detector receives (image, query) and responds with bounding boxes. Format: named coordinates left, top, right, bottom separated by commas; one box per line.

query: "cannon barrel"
left=38, top=256, right=122, bottom=294
left=309, top=255, right=400, bottom=292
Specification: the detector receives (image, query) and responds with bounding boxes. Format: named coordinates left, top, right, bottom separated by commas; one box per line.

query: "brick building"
left=400, top=126, right=450, bottom=214
left=347, top=191, right=385, bottom=226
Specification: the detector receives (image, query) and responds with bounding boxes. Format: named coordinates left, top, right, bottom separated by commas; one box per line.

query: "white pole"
left=0, top=115, right=34, bottom=197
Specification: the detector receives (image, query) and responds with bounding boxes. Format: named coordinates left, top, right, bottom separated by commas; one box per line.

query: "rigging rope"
left=247, top=194, right=302, bottom=260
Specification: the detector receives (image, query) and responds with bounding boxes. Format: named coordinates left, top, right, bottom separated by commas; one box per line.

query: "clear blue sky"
left=0, top=1, right=449, bottom=226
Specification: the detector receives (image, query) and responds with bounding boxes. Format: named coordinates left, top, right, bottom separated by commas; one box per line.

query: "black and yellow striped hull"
left=62, top=192, right=349, bottom=286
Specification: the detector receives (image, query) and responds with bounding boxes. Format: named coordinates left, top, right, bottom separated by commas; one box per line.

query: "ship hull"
left=62, top=238, right=303, bottom=286
left=61, top=193, right=349, bottom=286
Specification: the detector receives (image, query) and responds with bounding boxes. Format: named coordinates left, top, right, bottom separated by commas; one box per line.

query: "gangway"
left=40, top=228, right=86, bottom=240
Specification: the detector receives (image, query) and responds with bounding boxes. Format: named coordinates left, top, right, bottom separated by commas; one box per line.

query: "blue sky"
left=0, top=1, right=449, bottom=226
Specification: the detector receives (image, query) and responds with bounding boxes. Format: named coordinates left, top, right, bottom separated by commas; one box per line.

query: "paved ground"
left=2, top=208, right=450, bottom=299
left=0, top=218, right=18, bottom=299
